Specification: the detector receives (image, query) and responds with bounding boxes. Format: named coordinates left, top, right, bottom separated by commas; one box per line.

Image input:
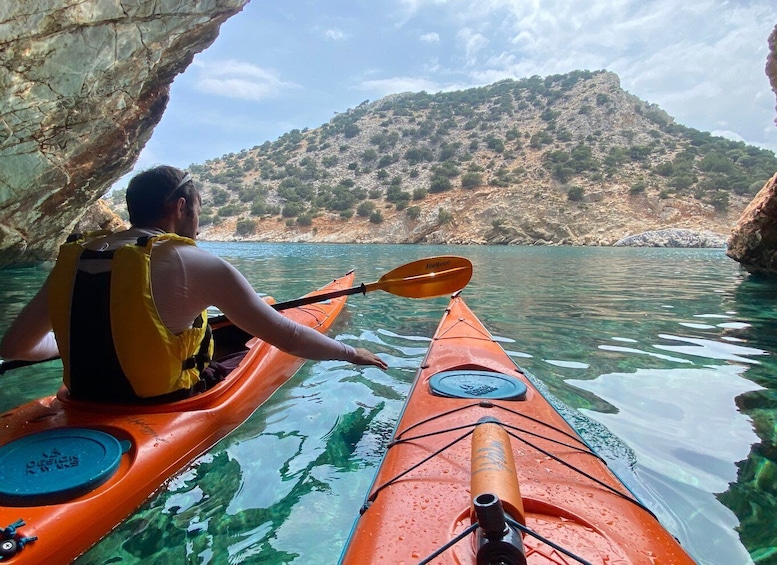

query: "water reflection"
left=713, top=276, right=777, bottom=564
left=568, top=365, right=762, bottom=565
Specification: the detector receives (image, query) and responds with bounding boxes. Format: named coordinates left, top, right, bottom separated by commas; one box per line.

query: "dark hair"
left=126, top=166, right=199, bottom=226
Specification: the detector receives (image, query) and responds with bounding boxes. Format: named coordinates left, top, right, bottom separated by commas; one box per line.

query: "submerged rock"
left=614, top=229, right=727, bottom=248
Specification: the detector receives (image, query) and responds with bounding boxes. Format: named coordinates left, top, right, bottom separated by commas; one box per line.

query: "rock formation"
left=0, top=0, right=248, bottom=267
left=727, top=26, right=777, bottom=274
left=73, top=200, right=127, bottom=235
left=768, top=24, right=777, bottom=127
left=727, top=174, right=777, bottom=273
left=615, top=229, right=727, bottom=248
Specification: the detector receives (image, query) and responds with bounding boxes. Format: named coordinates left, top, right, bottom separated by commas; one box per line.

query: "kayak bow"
left=340, top=292, right=696, bottom=565
left=0, top=272, right=355, bottom=564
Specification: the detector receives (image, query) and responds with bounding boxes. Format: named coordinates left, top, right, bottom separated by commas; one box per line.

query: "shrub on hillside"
left=429, top=175, right=453, bottom=193
left=211, top=187, right=230, bottom=206
left=369, top=211, right=384, bottom=224
left=567, top=186, right=585, bottom=202
left=461, top=172, right=483, bottom=188
left=282, top=202, right=305, bottom=218
left=708, top=191, right=729, bottom=212
left=236, top=219, right=257, bottom=235
left=406, top=206, right=421, bottom=220
left=218, top=203, right=242, bottom=217
left=357, top=201, right=376, bottom=217
left=343, top=123, right=360, bottom=138
left=438, top=208, right=453, bottom=224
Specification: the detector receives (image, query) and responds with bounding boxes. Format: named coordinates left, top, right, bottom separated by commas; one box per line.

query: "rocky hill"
left=107, top=70, right=777, bottom=246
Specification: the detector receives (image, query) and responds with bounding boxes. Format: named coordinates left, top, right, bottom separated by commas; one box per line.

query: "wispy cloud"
left=355, top=76, right=443, bottom=96
left=191, top=60, right=300, bottom=101
left=392, top=0, right=774, bottom=147
left=354, top=75, right=469, bottom=97
left=135, top=0, right=776, bottom=172
left=324, top=27, right=349, bottom=40
left=457, top=28, right=488, bottom=66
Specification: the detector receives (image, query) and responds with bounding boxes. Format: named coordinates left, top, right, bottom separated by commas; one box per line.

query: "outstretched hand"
left=351, top=347, right=388, bottom=370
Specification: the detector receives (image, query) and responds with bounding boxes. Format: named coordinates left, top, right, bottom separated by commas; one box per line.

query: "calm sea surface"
left=1, top=244, right=775, bottom=564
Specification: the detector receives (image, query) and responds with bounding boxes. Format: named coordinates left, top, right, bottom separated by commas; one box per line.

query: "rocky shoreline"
left=614, top=229, right=728, bottom=248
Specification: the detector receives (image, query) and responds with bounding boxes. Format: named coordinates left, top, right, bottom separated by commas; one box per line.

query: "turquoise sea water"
left=1, top=244, right=775, bottom=564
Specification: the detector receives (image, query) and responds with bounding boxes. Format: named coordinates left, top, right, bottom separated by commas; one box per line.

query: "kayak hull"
left=341, top=293, right=695, bottom=565
left=0, top=272, right=354, bottom=564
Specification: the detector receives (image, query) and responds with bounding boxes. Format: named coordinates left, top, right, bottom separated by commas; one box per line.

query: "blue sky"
left=117, top=0, right=777, bottom=189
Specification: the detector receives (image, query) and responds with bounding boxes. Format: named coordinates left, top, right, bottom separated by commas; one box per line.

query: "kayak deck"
left=341, top=292, right=695, bottom=564
left=0, top=271, right=354, bottom=564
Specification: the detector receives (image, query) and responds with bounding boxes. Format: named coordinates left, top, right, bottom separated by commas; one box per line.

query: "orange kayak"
left=340, top=292, right=696, bottom=565
left=0, top=271, right=354, bottom=564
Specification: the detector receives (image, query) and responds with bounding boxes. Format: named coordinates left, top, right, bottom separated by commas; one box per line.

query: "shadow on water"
left=714, top=275, right=777, bottom=564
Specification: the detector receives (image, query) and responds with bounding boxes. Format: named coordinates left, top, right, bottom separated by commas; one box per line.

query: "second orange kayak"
left=340, top=291, right=696, bottom=564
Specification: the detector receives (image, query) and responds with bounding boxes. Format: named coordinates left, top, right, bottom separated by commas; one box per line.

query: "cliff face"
left=0, top=0, right=248, bottom=267
left=727, top=174, right=777, bottom=272
left=768, top=24, right=777, bottom=128
left=727, top=25, right=777, bottom=274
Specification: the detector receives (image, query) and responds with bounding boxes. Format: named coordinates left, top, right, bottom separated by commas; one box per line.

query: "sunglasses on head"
left=164, top=173, right=192, bottom=202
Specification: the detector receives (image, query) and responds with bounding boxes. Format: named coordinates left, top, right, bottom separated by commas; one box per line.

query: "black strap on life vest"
left=181, top=314, right=212, bottom=372
left=67, top=248, right=138, bottom=402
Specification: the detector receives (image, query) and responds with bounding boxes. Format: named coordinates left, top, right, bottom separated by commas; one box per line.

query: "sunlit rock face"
left=0, top=0, right=248, bottom=267
left=727, top=174, right=777, bottom=274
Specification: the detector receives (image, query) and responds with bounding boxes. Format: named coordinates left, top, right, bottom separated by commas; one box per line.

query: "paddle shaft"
left=272, top=283, right=367, bottom=310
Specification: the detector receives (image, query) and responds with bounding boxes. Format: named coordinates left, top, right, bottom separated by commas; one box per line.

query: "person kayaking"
left=0, top=165, right=387, bottom=402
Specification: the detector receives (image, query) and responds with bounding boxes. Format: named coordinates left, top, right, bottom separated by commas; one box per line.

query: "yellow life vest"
left=49, top=232, right=213, bottom=400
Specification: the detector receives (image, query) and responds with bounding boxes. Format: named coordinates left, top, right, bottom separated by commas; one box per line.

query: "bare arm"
left=0, top=278, right=60, bottom=361
left=190, top=252, right=387, bottom=369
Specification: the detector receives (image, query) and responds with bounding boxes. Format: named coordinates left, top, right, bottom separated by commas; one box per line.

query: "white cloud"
left=711, top=130, right=745, bottom=143
left=457, top=28, right=488, bottom=66
left=391, top=0, right=775, bottom=148
left=354, top=76, right=469, bottom=97
left=355, top=76, right=443, bottom=96
left=191, top=60, right=300, bottom=101
left=148, top=0, right=777, bottom=171
left=324, top=27, right=349, bottom=40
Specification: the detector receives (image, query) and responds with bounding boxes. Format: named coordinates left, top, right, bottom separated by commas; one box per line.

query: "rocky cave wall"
left=0, top=0, right=249, bottom=267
